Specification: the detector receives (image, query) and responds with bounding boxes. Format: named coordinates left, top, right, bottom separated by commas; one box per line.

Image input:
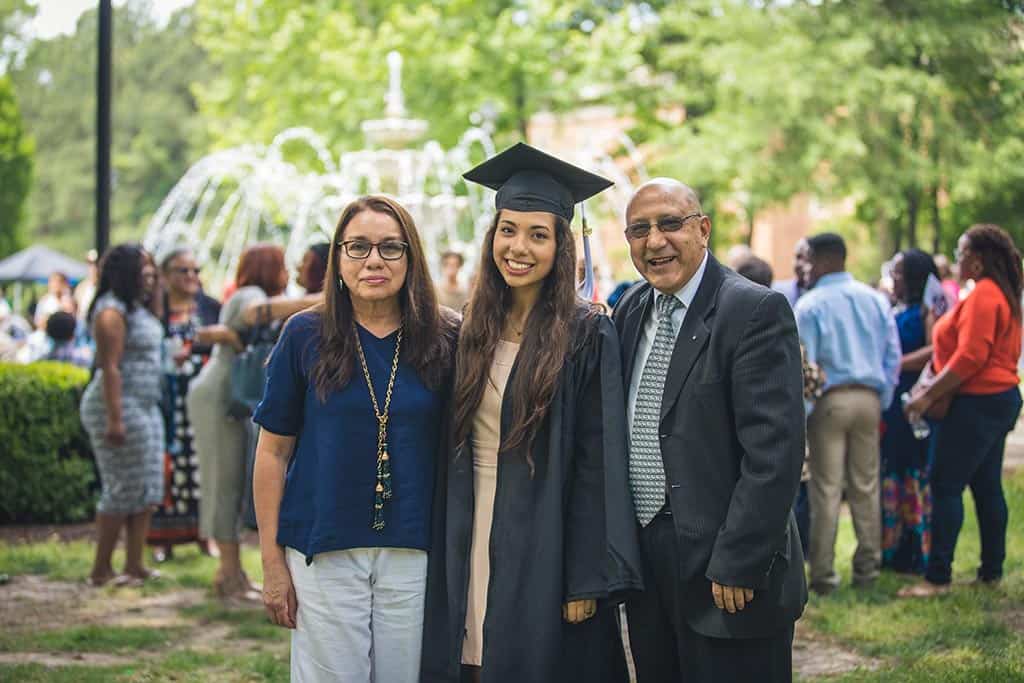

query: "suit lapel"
left=621, top=285, right=654, bottom=384
left=659, top=254, right=724, bottom=422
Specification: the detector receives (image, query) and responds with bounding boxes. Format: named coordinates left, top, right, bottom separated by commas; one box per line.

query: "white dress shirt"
left=627, top=250, right=709, bottom=433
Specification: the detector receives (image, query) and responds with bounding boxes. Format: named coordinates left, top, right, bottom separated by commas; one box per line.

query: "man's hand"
left=711, top=582, right=754, bottom=613
left=562, top=599, right=597, bottom=624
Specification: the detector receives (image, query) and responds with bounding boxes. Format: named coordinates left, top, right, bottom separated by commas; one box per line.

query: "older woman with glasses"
left=902, top=224, right=1023, bottom=596
left=253, top=195, right=458, bottom=682
left=146, top=248, right=225, bottom=562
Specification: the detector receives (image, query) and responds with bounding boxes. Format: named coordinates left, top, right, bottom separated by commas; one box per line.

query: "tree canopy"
left=625, top=0, right=1024, bottom=274
left=193, top=0, right=642, bottom=150
left=9, top=1, right=208, bottom=258
left=8, top=0, right=1024, bottom=275
left=0, top=75, right=33, bottom=258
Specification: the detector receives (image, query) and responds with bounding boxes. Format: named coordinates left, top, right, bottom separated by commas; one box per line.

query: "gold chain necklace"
left=353, top=323, right=403, bottom=531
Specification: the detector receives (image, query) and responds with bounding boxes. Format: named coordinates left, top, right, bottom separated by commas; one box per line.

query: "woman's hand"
left=562, top=599, right=597, bottom=624
left=105, top=419, right=126, bottom=447
left=904, top=392, right=932, bottom=422
left=262, top=557, right=297, bottom=629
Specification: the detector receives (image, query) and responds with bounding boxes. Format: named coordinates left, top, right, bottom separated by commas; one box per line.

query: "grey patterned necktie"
left=630, top=294, right=683, bottom=526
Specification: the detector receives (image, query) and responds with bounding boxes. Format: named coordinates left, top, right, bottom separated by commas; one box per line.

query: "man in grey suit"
left=613, top=179, right=807, bottom=682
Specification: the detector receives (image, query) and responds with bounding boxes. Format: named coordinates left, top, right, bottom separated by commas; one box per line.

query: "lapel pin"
left=691, top=335, right=697, bottom=341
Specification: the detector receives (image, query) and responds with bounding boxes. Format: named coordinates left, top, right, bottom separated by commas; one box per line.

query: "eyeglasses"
left=338, top=240, right=409, bottom=261
left=624, top=213, right=703, bottom=240
left=170, top=267, right=200, bottom=276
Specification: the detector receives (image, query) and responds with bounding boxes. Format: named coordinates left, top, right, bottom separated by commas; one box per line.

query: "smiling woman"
left=250, top=195, right=458, bottom=683
left=421, top=144, right=643, bottom=683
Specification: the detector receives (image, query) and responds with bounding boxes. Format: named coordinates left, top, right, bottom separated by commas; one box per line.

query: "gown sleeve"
left=564, top=314, right=643, bottom=604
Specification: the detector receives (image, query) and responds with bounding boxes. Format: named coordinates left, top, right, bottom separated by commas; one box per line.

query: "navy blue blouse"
left=252, top=312, right=441, bottom=562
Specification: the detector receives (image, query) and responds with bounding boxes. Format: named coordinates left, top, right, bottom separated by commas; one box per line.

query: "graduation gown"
left=421, top=310, right=643, bottom=683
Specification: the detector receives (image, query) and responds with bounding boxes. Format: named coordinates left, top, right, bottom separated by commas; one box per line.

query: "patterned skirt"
left=80, top=383, right=164, bottom=515
left=147, top=361, right=204, bottom=545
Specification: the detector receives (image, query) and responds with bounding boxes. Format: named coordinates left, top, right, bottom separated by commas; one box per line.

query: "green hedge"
left=0, top=362, right=96, bottom=523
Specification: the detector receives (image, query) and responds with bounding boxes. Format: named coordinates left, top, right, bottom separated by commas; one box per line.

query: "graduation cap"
left=464, top=143, right=612, bottom=300
left=462, top=142, right=612, bottom=223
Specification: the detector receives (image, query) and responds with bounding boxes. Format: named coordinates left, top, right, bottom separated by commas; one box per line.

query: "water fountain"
left=144, top=52, right=641, bottom=294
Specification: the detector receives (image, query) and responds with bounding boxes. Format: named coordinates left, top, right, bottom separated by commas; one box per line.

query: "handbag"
left=227, top=309, right=280, bottom=419
left=910, top=361, right=954, bottom=420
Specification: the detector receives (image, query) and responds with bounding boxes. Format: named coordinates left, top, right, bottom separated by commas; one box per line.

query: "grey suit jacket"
left=613, top=253, right=808, bottom=639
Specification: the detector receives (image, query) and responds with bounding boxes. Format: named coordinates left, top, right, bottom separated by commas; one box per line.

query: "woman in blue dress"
left=251, top=195, right=458, bottom=683
left=880, top=248, right=939, bottom=573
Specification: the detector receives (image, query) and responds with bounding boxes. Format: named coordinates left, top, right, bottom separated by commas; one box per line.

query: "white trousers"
left=287, top=547, right=428, bottom=683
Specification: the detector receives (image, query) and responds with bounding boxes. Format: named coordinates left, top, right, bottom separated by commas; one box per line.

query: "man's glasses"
left=170, top=267, right=200, bottom=276
left=624, top=213, right=703, bottom=240
left=338, top=240, right=409, bottom=261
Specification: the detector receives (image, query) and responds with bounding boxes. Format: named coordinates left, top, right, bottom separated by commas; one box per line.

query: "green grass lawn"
left=2, top=472, right=1024, bottom=681
left=800, top=468, right=1024, bottom=681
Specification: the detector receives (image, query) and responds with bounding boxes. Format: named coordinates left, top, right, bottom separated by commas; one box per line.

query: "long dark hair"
left=966, top=223, right=1023, bottom=320
left=310, top=195, right=455, bottom=401
left=453, top=211, right=591, bottom=466
left=87, top=243, right=161, bottom=323
left=899, top=248, right=938, bottom=306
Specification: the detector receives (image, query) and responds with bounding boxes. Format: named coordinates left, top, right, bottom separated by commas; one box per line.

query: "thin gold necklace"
left=353, top=323, right=403, bottom=531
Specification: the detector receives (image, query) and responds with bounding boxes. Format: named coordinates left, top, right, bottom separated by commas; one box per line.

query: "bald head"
left=625, top=177, right=711, bottom=295
left=627, top=178, right=703, bottom=217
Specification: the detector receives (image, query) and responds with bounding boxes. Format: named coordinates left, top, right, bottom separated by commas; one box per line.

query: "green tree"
left=194, top=0, right=641, bottom=152
left=807, top=1, right=1024, bottom=257
left=627, top=1, right=1024, bottom=266
left=0, top=75, right=33, bottom=258
left=0, top=0, right=36, bottom=71
left=9, top=1, right=209, bottom=256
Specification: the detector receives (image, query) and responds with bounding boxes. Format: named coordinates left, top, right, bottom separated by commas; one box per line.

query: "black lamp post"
left=96, top=0, right=112, bottom=257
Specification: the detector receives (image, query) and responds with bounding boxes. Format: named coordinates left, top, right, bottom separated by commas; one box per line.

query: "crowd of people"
left=0, top=260, right=99, bottom=366
left=731, top=225, right=1022, bottom=603
left=13, top=140, right=1021, bottom=682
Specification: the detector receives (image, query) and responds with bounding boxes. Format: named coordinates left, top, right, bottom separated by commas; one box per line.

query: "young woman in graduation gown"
left=420, top=144, right=643, bottom=683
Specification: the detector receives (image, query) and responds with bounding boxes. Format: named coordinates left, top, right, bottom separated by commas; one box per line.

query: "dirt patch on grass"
left=0, top=575, right=285, bottom=670
left=0, top=575, right=89, bottom=630
left=0, top=574, right=207, bottom=631
left=793, top=620, right=884, bottom=679
left=0, top=651, right=135, bottom=667
left=1001, top=607, right=1024, bottom=636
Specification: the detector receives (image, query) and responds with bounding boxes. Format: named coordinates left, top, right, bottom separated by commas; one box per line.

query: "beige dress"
left=462, top=340, right=520, bottom=666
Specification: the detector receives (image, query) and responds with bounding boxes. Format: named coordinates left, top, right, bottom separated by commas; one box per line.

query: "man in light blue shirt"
left=795, top=233, right=900, bottom=595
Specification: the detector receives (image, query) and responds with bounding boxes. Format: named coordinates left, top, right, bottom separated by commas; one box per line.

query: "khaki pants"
left=807, top=387, right=882, bottom=590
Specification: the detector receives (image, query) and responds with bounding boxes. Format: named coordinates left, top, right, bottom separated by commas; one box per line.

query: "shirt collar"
left=654, top=249, right=709, bottom=314
left=814, top=271, right=854, bottom=288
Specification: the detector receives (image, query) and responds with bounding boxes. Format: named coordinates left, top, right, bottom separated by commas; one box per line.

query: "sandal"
left=87, top=572, right=117, bottom=587
left=112, top=574, right=145, bottom=588
left=214, top=572, right=261, bottom=603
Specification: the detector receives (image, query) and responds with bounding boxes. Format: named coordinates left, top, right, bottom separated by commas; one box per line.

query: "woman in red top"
left=902, top=224, right=1023, bottom=596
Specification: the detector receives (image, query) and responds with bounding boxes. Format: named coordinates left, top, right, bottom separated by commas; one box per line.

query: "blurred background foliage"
left=0, top=0, right=1021, bottom=281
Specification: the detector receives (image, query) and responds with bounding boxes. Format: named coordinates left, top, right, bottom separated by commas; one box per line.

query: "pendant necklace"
left=353, top=322, right=403, bottom=531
